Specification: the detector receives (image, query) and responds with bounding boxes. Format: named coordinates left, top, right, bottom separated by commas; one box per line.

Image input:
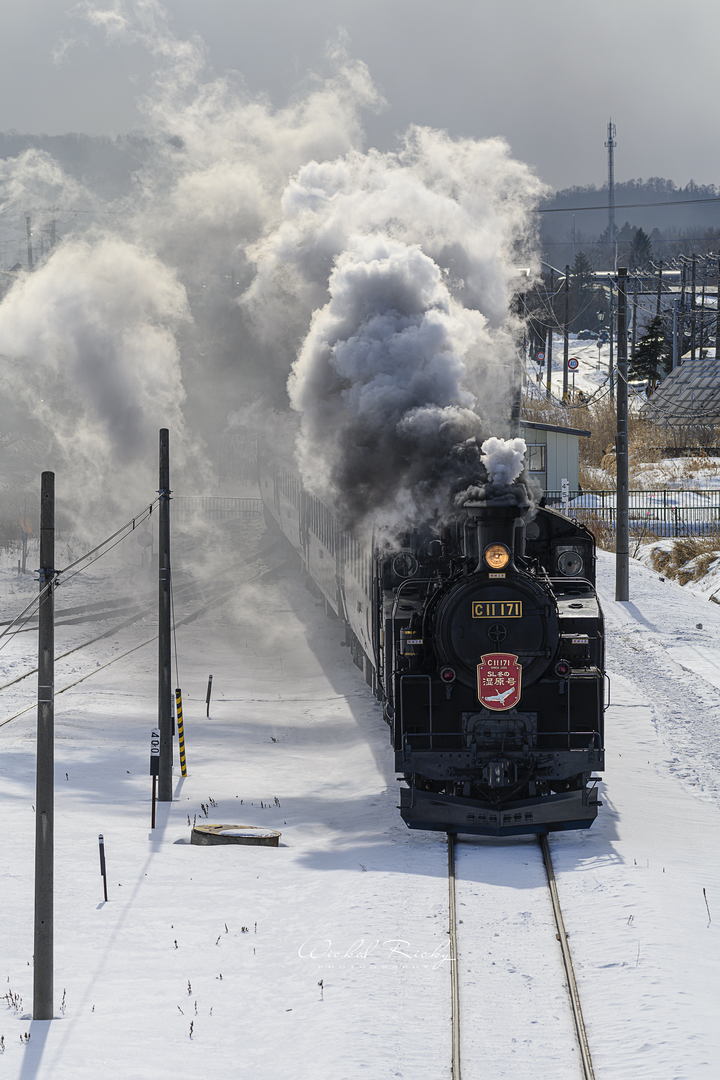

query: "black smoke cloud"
left=250, top=132, right=547, bottom=529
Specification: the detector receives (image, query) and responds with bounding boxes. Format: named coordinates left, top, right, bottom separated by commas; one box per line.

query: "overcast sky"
left=2, top=0, right=718, bottom=193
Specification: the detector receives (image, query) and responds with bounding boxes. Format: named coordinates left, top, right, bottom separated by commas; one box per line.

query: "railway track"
left=448, top=833, right=595, bottom=1080
left=0, top=543, right=285, bottom=729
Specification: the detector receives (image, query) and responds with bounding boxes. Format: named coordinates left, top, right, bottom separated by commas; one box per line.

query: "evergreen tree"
left=629, top=227, right=652, bottom=270
left=630, top=315, right=671, bottom=382
left=568, top=251, right=602, bottom=332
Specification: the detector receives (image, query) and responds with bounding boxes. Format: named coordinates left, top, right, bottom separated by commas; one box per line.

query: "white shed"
left=519, top=419, right=590, bottom=493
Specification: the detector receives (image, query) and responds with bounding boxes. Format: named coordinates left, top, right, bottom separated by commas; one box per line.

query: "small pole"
left=34, top=471, right=55, bottom=1020
left=26, top=213, right=34, bottom=270
left=98, top=835, right=108, bottom=903
left=176, top=689, right=187, bottom=777
left=206, top=674, right=213, bottom=717
left=21, top=497, right=28, bottom=574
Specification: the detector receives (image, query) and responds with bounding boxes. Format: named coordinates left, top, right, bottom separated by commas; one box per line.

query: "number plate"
left=472, top=601, right=522, bottom=618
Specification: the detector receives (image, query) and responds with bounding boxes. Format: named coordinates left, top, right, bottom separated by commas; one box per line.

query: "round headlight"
left=439, top=666, right=456, bottom=683
left=557, top=549, right=584, bottom=577
left=392, top=552, right=419, bottom=579
left=484, top=543, right=510, bottom=570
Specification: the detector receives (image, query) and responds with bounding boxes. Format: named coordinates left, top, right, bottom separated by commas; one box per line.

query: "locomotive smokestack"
left=464, top=501, right=526, bottom=571
left=455, top=436, right=535, bottom=569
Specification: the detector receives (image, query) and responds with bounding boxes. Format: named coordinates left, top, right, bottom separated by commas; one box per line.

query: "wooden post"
left=34, top=471, right=55, bottom=1019
left=158, top=430, right=173, bottom=802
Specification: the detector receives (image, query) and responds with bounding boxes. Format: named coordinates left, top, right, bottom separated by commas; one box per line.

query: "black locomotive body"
left=259, top=452, right=605, bottom=837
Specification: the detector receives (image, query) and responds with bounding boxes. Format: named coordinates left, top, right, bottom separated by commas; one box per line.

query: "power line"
left=535, top=195, right=720, bottom=214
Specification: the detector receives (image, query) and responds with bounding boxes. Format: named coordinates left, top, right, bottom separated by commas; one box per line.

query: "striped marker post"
left=175, top=688, right=187, bottom=777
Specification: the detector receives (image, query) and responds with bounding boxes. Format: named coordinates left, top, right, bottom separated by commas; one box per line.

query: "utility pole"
left=34, top=472, right=55, bottom=1019
left=690, top=254, right=696, bottom=361
left=673, top=299, right=679, bottom=370
left=609, top=284, right=615, bottom=402
left=510, top=292, right=524, bottom=433
left=605, top=121, right=617, bottom=270
left=158, top=430, right=173, bottom=802
left=26, top=214, right=34, bottom=271
left=562, top=265, right=570, bottom=401
left=615, top=269, right=629, bottom=601
left=546, top=268, right=554, bottom=400
left=656, top=260, right=663, bottom=317
left=699, top=259, right=707, bottom=357
left=631, top=276, right=638, bottom=358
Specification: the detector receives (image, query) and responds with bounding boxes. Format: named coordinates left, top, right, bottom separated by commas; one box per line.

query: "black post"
left=656, top=260, right=663, bottom=318
left=158, top=430, right=173, bottom=802
left=616, top=268, right=629, bottom=601
left=98, top=835, right=108, bottom=903
left=34, top=471, right=55, bottom=1020
left=562, top=265, right=570, bottom=401
left=206, top=674, right=213, bottom=717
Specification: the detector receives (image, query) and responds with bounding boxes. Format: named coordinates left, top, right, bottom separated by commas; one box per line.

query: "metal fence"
left=172, top=497, right=264, bottom=522
left=543, top=489, right=720, bottom=538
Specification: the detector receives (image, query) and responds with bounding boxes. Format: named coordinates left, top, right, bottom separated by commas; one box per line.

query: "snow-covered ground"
left=2, top=521, right=720, bottom=1078
left=525, top=334, right=626, bottom=402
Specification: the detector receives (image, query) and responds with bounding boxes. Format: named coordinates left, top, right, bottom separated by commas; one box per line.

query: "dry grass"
left=648, top=536, right=720, bottom=583
left=524, top=394, right=720, bottom=557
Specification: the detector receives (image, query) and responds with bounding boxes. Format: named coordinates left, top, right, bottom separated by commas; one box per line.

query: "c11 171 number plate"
left=472, top=601, right=522, bottom=618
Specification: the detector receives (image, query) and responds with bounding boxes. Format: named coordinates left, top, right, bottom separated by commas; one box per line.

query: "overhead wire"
left=0, top=499, right=158, bottom=656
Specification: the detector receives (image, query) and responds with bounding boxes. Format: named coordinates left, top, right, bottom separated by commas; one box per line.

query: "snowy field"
left=1, top=522, right=720, bottom=1078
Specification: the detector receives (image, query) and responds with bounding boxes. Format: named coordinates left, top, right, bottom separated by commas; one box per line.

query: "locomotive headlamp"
left=439, top=666, right=456, bottom=683
left=484, top=543, right=510, bottom=570
left=557, top=547, right=584, bottom=577
left=554, top=659, right=571, bottom=678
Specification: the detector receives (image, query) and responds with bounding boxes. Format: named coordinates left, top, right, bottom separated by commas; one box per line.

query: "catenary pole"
left=546, top=268, right=554, bottom=400
left=158, top=430, right=173, bottom=801
left=562, top=265, right=570, bottom=401
left=34, top=471, right=55, bottom=1019
left=615, top=269, right=629, bottom=601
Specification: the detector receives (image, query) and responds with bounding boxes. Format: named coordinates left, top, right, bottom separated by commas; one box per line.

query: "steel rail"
left=447, top=833, right=461, bottom=1080
left=0, top=557, right=285, bottom=730
left=539, top=833, right=595, bottom=1080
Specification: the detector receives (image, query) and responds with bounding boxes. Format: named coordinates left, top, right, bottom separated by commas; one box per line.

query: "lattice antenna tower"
left=605, top=120, right=617, bottom=268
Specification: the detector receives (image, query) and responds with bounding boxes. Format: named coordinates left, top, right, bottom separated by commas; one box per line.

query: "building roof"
left=642, top=358, right=720, bottom=424
left=520, top=419, right=591, bottom=438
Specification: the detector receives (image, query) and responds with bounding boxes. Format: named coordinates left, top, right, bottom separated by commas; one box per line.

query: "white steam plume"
left=481, top=437, right=527, bottom=486
left=0, top=2, right=546, bottom=541
left=0, top=236, right=193, bottom=523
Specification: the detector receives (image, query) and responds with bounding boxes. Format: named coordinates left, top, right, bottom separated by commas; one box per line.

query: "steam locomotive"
left=259, top=450, right=605, bottom=837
